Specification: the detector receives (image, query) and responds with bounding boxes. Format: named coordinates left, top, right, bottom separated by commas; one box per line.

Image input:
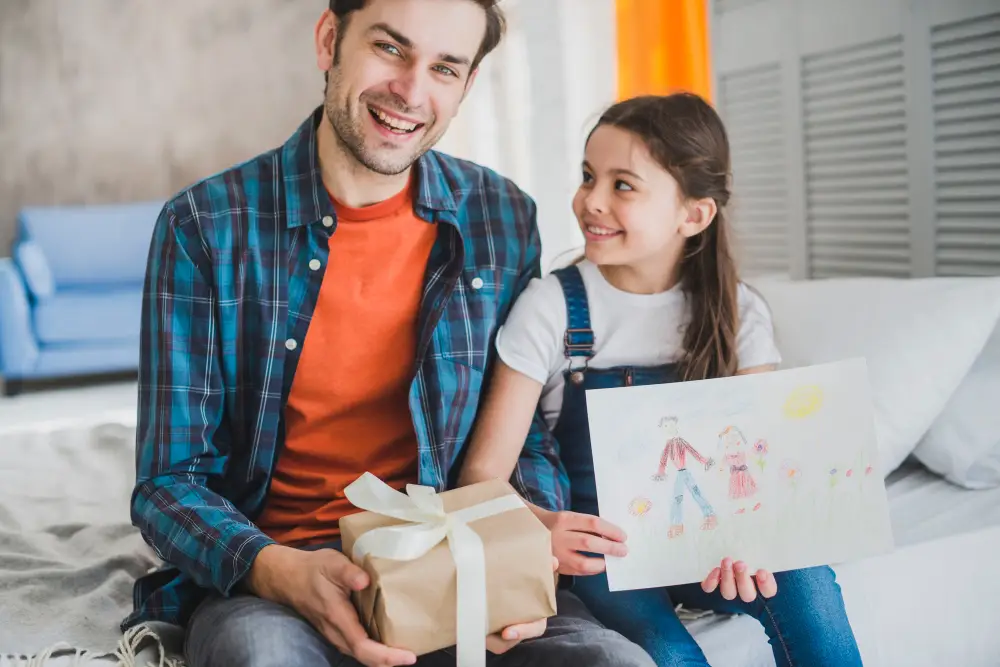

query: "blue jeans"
left=570, top=566, right=862, bottom=667
left=670, top=469, right=714, bottom=526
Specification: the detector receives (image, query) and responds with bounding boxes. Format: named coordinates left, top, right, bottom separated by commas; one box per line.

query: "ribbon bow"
left=344, top=473, right=527, bottom=667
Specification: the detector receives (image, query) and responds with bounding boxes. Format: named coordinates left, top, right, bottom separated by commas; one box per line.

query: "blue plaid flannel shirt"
left=124, top=107, right=569, bottom=630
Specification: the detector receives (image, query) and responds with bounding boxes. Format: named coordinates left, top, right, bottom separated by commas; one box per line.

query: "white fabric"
left=343, top=474, right=526, bottom=667
left=0, top=417, right=183, bottom=666
left=751, top=276, right=1000, bottom=476
left=495, top=260, right=783, bottom=429
left=914, top=317, right=1000, bottom=489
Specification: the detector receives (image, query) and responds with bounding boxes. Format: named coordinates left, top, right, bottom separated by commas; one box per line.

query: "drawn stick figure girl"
left=718, top=426, right=761, bottom=514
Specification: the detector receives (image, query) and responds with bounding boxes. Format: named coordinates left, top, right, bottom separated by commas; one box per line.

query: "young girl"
left=718, top=425, right=762, bottom=514
left=459, top=94, right=861, bottom=667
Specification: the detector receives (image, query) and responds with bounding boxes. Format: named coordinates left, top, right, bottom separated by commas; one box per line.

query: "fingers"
left=556, top=512, right=627, bottom=543
left=734, top=561, right=757, bottom=602
left=558, top=551, right=607, bottom=576
left=566, top=531, right=628, bottom=558
left=320, top=550, right=370, bottom=592
left=488, top=618, right=548, bottom=655
left=701, top=567, right=721, bottom=594
left=323, top=587, right=416, bottom=667
left=756, top=569, right=778, bottom=598
left=719, top=557, right=738, bottom=600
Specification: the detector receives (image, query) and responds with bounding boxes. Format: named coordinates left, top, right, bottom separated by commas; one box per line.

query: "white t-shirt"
left=495, top=260, right=782, bottom=430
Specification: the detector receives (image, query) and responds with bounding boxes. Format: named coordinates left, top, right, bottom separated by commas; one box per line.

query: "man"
left=125, top=1, right=655, bottom=666
left=652, top=416, right=717, bottom=538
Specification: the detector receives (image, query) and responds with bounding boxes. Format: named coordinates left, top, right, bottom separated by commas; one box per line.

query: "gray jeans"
left=185, top=588, right=655, bottom=667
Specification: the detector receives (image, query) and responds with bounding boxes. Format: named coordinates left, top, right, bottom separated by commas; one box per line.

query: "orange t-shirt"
left=256, top=181, right=436, bottom=546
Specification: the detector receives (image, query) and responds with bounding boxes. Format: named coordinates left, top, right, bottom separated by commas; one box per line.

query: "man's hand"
left=247, top=544, right=417, bottom=667
left=651, top=473, right=666, bottom=482
left=535, top=509, right=628, bottom=576
left=700, top=557, right=777, bottom=603
left=485, top=556, right=558, bottom=654
left=704, top=457, right=715, bottom=471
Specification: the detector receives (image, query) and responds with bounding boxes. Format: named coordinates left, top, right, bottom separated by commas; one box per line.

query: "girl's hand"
left=701, top=557, right=777, bottom=602
left=537, top=509, right=628, bottom=576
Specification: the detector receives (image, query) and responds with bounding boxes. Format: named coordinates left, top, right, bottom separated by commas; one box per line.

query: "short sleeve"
left=495, top=274, right=567, bottom=385
left=736, top=283, right=782, bottom=370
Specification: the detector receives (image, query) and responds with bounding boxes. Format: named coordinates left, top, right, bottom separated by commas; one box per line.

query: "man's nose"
left=387, top=66, right=429, bottom=113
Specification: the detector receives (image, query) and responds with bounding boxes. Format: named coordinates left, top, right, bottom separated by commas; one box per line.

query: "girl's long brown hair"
left=590, top=93, right=740, bottom=381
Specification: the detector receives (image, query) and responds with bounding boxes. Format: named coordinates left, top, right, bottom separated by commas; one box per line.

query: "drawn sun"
left=783, top=384, right=824, bottom=419
left=628, top=497, right=653, bottom=517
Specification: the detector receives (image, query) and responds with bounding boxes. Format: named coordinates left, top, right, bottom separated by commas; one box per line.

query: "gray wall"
left=0, top=1, right=326, bottom=256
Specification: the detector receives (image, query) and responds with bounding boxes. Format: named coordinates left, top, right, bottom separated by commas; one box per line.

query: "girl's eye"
left=377, top=43, right=402, bottom=57
left=581, top=171, right=594, bottom=184
left=615, top=180, right=634, bottom=192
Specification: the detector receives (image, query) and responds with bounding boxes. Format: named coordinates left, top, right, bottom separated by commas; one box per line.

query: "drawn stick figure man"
left=652, top=416, right=717, bottom=538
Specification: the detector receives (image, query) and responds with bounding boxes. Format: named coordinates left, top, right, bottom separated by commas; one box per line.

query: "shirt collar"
left=282, top=106, right=458, bottom=229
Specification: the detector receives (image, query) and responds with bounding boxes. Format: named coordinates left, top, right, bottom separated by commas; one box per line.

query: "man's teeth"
left=372, top=107, right=418, bottom=133
left=588, top=226, right=620, bottom=236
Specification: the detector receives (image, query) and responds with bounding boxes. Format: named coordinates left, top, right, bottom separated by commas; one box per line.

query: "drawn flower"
left=865, top=465, right=874, bottom=476
left=829, top=468, right=839, bottom=488
left=846, top=469, right=853, bottom=478
left=628, top=497, right=653, bottom=517
left=752, top=439, right=769, bottom=472
left=780, top=460, right=801, bottom=489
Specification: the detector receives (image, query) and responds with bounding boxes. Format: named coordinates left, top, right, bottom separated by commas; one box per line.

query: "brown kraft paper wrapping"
left=339, top=477, right=557, bottom=657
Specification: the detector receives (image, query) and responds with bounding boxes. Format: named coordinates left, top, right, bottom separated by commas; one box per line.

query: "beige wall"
left=0, top=1, right=326, bottom=256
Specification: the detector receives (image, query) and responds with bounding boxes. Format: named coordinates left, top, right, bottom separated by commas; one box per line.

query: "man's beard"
left=324, top=77, right=437, bottom=176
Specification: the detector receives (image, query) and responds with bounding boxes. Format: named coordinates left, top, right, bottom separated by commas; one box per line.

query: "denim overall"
left=547, top=266, right=862, bottom=667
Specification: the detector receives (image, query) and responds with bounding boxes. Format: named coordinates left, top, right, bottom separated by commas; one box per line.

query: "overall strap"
left=552, top=265, right=595, bottom=362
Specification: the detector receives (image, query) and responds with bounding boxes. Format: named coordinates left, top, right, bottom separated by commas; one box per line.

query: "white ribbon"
left=343, top=473, right=527, bottom=667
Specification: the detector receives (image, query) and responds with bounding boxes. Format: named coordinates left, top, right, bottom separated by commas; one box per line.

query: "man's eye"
left=434, top=65, right=458, bottom=77
left=377, top=43, right=402, bottom=57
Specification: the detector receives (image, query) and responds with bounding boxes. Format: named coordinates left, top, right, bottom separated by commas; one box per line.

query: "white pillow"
left=750, top=276, right=1000, bottom=477
left=914, top=316, right=1000, bottom=489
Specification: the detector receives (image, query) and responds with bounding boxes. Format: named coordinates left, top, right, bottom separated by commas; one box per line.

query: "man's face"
left=321, top=0, right=486, bottom=175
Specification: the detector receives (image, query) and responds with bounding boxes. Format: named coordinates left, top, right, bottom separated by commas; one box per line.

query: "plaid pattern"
left=124, top=107, right=569, bottom=630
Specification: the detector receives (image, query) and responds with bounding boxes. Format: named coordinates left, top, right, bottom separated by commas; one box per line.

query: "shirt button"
left=309, top=259, right=321, bottom=271
left=285, top=338, right=298, bottom=351
left=471, top=277, right=484, bottom=290
left=322, top=216, right=334, bottom=228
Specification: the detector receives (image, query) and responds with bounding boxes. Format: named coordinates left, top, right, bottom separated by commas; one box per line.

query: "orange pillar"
left=615, top=0, right=712, bottom=103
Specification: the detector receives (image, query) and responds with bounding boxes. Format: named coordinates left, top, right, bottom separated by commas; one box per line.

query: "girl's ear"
left=678, top=197, right=718, bottom=238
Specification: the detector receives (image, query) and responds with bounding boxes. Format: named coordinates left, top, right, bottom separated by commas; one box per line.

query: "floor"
left=0, top=381, right=137, bottom=434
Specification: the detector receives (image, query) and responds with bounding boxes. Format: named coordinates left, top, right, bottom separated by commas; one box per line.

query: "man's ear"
left=315, top=10, right=337, bottom=74
left=678, top=197, right=718, bottom=238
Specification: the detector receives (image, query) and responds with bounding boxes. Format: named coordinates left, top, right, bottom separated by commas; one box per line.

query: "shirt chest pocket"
left=433, top=267, right=510, bottom=372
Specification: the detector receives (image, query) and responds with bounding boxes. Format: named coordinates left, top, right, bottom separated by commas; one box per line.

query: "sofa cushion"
left=17, top=201, right=163, bottom=290
left=14, top=240, right=55, bottom=300
left=32, top=289, right=143, bottom=345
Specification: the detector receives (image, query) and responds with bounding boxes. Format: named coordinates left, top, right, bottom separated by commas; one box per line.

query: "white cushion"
left=750, top=276, right=1000, bottom=477
left=914, top=317, right=1000, bottom=489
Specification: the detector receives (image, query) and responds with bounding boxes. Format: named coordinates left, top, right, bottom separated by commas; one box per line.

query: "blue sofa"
left=0, top=201, right=163, bottom=395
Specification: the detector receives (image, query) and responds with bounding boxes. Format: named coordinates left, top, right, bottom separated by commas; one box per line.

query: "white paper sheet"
left=585, top=358, right=895, bottom=591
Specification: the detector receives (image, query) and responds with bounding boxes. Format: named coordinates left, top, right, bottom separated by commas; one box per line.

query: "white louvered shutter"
left=802, top=37, right=911, bottom=278
left=719, top=65, right=789, bottom=276
left=931, top=11, right=1000, bottom=276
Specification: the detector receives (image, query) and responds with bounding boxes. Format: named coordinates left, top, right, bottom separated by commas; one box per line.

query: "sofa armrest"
left=0, top=258, right=39, bottom=377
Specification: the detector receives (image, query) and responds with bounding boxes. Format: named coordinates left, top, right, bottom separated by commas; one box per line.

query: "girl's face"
left=572, top=125, right=714, bottom=274
left=723, top=431, right=742, bottom=449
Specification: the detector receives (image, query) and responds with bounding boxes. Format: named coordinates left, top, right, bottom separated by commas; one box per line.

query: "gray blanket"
left=0, top=420, right=184, bottom=666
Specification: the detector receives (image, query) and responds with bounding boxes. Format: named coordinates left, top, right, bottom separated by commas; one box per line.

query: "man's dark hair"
left=328, top=0, right=505, bottom=72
